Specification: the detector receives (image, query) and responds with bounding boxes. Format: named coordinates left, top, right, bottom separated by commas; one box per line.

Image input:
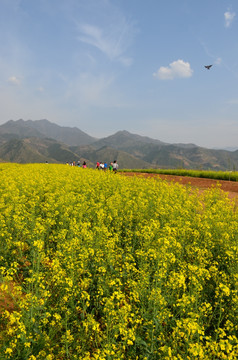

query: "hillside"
left=71, top=145, right=153, bottom=169
left=0, top=119, right=237, bottom=170
left=0, top=137, right=150, bottom=168
left=0, top=120, right=44, bottom=140
left=0, top=138, right=48, bottom=163
left=0, top=119, right=97, bottom=146
left=92, top=130, right=167, bottom=150
left=140, top=144, right=237, bottom=170
left=92, top=132, right=238, bottom=171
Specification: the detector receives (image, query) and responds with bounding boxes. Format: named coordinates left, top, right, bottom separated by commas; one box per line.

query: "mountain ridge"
left=1, top=119, right=97, bottom=146
left=0, top=119, right=237, bottom=170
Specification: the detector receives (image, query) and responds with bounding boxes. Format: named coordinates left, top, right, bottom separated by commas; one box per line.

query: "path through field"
left=121, top=172, right=238, bottom=200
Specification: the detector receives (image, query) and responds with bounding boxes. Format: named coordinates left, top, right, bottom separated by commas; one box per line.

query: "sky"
left=0, top=0, right=238, bottom=149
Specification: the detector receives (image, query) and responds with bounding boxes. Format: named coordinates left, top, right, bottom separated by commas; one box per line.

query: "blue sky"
left=0, top=0, right=237, bottom=148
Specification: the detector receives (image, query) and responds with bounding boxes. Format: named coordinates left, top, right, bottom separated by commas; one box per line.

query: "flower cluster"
left=0, top=163, right=237, bottom=359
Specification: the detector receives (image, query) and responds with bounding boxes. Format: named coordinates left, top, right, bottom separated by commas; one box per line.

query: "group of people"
left=96, top=160, right=119, bottom=172
left=66, top=159, right=119, bottom=171
left=67, top=161, right=87, bottom=168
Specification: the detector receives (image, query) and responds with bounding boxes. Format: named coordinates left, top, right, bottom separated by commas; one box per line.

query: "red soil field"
left=121, top=172, right=238, bottom=200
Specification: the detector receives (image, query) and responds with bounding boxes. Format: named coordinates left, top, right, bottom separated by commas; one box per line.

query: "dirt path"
left=121, top=172, right=238, bottom=200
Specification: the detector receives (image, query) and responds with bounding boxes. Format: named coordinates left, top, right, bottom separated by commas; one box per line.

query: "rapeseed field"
left=0, top=163, right=237, bottom=359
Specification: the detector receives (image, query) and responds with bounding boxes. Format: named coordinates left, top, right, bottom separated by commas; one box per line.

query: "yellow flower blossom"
left=0, top=163, right=237, bottom=359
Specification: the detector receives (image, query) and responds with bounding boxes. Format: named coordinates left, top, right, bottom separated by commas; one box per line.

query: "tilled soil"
left=121, top=172, right=238, bottom=200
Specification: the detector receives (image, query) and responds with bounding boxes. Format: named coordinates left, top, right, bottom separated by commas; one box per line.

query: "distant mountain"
left=92, top=130, right=167, bottom=150
left=221, top=147, right=238, bottom=152
left=140, top=143, right=237, bottom=170
left=90, top=130, right=238, bottom=171
left=71, top=145, right=153, bottom=169
left=0, top=138, right=49, bottom=163
left=0, top=119, right=97, bottom=146
left=0, top=119, right=237, bottom=171
left=0, top=120, right=44, bottom=139
left=0, top=137, right=79, bottom=164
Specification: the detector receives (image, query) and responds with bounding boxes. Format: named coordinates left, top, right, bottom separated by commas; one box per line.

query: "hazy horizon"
left=2, top=118, right=237, bottom=151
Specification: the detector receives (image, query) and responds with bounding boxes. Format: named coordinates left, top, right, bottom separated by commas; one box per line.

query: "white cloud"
left=75, top=3, right=136, bottom=65
left=153, top=59, right=193, bottom=80
left=7, top=76, right=21, bottom=85
left=77, top=22, right=134, bottom=66
left=224, top=11, right=236, bottom=28
left=78, top=24, right=112, bottom=56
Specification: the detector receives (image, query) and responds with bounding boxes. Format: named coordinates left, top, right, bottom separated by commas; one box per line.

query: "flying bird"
left=204, top=65, right=213, bottom=70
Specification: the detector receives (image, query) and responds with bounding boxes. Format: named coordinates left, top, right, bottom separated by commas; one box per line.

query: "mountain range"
left=0, top=119, right=237, bottom=171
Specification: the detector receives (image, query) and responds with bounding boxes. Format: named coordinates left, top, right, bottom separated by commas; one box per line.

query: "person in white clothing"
left=112, top=160, right=118, bottom=172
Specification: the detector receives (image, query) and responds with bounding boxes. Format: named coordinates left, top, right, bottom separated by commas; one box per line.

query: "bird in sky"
left=204, top=65, right=213, bottom=70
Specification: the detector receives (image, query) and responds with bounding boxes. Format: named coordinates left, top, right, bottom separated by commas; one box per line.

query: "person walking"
left=112, top=160, right=118, bottom=173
